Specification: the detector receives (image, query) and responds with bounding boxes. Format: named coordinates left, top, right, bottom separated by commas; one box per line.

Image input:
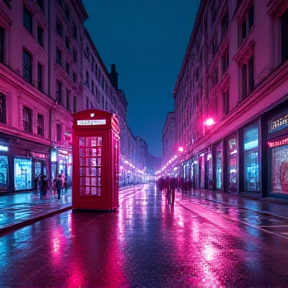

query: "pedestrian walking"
left=56, top=174, right=62, bottom=200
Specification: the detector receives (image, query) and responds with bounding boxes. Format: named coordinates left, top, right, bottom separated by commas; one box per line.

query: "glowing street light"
left=204, top=118, right=215, bottom=126
left=178, top=146, right=184, bottom=152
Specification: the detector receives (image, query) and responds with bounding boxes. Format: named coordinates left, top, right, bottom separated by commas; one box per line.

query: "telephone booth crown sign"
left=72, top=109, right=120, bottom=211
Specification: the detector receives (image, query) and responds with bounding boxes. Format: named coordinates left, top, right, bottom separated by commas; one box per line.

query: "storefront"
left=226, top=132, right=238, bottom=193
left=51, top=148, right=72, bottom=184
left=267, top=109, right=288, bottom=196
left=0, top=143, right=9, bottom=191
left=243, top=122, right=260, bottom=192
left=14, top=157, right=32, bottom=190
left=205, top=148, right=213, bottom=189
left=214, top=141, right=223, bottom=190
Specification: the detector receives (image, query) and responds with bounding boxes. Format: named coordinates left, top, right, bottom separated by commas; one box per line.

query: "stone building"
left=172, top=0, right=288, bottom=198
left=0, top=0, right=146, bottom=192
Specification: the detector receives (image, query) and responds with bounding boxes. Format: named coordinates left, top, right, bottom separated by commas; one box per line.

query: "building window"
left=65, top=62, right=70, bottom=75
left=37, top=62, right=43, bottom=91
left=56, top=80, right=62, bottom=104
left=240, top=55, right=254, bottom=99
left=73, top=22, right=77, bottom=39
left=23, top=49, right=32, bottom=83
left=73, top=96, right=77, bottom=113
left=73, top=49, right=77, bottom=63
left=65, top=36, right=70, bottom=51
left=0, top=26, right=4, bottom=63
left=23, top=106, right=32, bottom=133
left=56, top=48, right=62, bottom=65
left=92, top=81, right=94, bottom=94
left=223, top=90, right=229, bottom=116
left=37, top=0, right=44, bottom=10
left=73, top=72, right=77, bottom=83
left=56, top=21, right=63, bottom=37
left=221, top=11, right=228, bottom=39
left=0, top=93, right=6, bottom=124
left=37, top=114, right=44, bottom=136
left=23, top=6, right=32, bottom=34
left=212, top=68, right=218, bottom=86
left=86, top=97, right=89, bottom=109
left=86, top=71, right=89, bottom=88
left=239, top=4, right=254, bottom=45
left=85, top=47, right=89, bottom=60
left=3, top=0, right=11, bottom=9
left=37, top=26, right=44, bottom=47
left=222, top=49, right=229, bottom=75
left=66, top=89, right=70, bottom=111
left=65, top=4, right=70, bottom=21
left=56, top=124, right=62, bottom=141
left=281, top=9, right=288, bottom=63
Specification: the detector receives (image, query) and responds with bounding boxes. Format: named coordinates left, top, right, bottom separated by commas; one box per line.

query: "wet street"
left=1, top=184, right=288, bottom=287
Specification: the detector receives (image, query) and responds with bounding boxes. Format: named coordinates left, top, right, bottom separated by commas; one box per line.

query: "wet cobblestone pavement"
left=1, top=184, right=288, bottom=287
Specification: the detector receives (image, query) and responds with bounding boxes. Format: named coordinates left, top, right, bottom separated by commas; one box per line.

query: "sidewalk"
left=1, top=185, right=288, bottom=236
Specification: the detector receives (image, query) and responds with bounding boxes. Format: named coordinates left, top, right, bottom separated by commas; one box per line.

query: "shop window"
left=37, top=26, right=44, bottom=47
left=243, top=123, right=259, bottom=191
left=23, top=106, right=32, bottom=133
left=56, top=48, right=62, bottom=65
left=14, top=158, right=32, bottom=190
left=281, top=9, right=288, bottom=63
left=37, top=113, right=44, bottom=136
left=37, top=62, right=43, bottom=91
left=56, top=80, right=62, bottom=104
left=0, top=155, right=8, bottom=189
left=215, top=143, right=223, bottom=189
left=0, top=93, right=6, bottom=124
left=0, top=26, right=4, bottom=63
left=23, top=49, right=32, bottom=83
left=226, top=133, right=238, bottom=192
left=56, top=124, right=62, bottom=141
left=23, top=6, right=32, bottom=34
left=239, top=4, right=254, bottom=45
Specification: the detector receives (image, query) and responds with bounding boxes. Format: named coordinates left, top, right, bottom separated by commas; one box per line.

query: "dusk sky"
left=82, top=0, right=201, bottom=157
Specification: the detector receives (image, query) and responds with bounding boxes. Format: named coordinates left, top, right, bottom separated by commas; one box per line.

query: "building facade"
left=172, top=0, right=288, bottom=198
left=162, top=111, right=175, bottom=167
left=0, top=0, right=147, bottom=193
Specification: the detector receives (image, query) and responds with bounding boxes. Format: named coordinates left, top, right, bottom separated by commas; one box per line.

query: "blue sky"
left=82, top=0, right=201, bottom=157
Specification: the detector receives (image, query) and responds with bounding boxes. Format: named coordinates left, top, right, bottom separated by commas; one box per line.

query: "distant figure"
left=56, top=174, right=62, bottom=200
left=52, top=179, right=56, bottom=194
left=40, top=175, right=48, bottom=198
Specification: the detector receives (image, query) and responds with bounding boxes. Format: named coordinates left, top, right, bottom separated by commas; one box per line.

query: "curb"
left=0, top=206, right=72, bottom=236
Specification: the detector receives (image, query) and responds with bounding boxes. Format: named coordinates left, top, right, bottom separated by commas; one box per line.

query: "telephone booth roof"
left=72, top=109, right=120, bottom=134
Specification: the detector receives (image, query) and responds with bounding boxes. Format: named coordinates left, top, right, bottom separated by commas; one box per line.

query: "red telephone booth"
left=72, top=109, right=120, bottom=211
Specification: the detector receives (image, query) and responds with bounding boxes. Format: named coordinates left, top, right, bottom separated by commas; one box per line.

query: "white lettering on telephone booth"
left=77, top=119, right=106, bottom=126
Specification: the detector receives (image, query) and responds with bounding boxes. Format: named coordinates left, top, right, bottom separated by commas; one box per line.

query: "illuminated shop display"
left=0, top=155, right=8, bottom=189
left=244, top=123, right=259, bottom=191
left=215, top=142, right=223, bottom=190
left=14, top=157, right=32, bottom=190
left=227, top=133, right=237, bottom=193
left=206, top=150, right=213, bottom=189
left=268, top=110, right=288, bottom=195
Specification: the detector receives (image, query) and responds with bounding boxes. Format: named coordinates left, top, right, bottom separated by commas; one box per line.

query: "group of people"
left=34, top=172, right=68, bottom=199
left=156, top=176, right=194, bottom=204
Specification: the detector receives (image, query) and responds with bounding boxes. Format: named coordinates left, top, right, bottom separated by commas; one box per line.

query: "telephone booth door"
left=72, top=109, right=120, bottom=211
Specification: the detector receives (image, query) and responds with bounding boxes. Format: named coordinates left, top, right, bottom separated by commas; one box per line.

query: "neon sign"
left=77, top=119, right=106, bottom=126
left=268, top=138, right=288, bottom=148
left=269, top=112, right=288, bottom=133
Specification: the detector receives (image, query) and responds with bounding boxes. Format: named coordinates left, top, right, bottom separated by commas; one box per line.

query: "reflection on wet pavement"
left=0, top=184, right=288, bottom=287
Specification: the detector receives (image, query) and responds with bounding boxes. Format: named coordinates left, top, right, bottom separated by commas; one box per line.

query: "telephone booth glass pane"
left=79, top=136, right=102, bottom=196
